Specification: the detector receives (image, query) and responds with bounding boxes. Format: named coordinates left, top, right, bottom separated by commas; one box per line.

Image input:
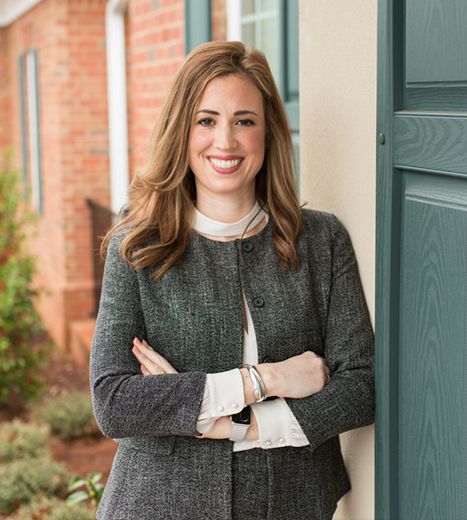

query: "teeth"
left=210, top=158, right=242, bottom=169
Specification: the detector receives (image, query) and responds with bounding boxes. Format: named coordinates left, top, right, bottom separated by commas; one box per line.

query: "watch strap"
left=229, top=421, right=249, bottom=442
left=229, top=405, right=251, bottom=442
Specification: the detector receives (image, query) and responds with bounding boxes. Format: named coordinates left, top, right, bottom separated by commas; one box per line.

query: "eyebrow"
left=195, top=109, right=258, bottom=116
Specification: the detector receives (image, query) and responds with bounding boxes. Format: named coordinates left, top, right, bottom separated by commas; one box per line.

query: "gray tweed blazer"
left=90, top=209, right=374, bottom=520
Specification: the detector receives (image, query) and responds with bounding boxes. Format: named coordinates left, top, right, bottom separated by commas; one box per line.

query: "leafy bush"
left=9, top=495, right=96, bottom=520
left=0, top=455, right=70, bottom=513
left=35, top=392, right=99, bottom=440
left=0, top=419, right=49, bottom=462
left=67, top=472, right=105, bottom=508
left=0, top=152, right=51, bottom=403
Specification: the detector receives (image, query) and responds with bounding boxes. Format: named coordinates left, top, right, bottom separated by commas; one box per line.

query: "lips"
left=208, top=156, right=244, bottom=174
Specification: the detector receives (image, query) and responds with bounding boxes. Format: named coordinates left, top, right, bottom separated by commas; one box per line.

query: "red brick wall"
left=125, top=0, right=227, bottom=177
left=211, top=0, right=227, bottom=41
left=6, top=0, right=68, bottom=345
left=6, top=0, right=109, bottom=347
left=3, top=0, right=229, bottom=348
left=126, top=0, right=185, bottom=176
left=59, top=0, right=109, bottom=325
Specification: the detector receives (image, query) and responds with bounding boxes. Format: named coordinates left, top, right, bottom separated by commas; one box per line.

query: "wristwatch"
left=229, top=405, right=251, bottom=442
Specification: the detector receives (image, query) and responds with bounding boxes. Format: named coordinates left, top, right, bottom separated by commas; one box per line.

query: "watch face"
left=232, top=406, right=251, bottom=426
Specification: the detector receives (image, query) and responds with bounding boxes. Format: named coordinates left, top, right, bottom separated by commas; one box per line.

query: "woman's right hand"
left=132, top=338, right=178, bottom=375
left=242, top=351, right=330, bottom=403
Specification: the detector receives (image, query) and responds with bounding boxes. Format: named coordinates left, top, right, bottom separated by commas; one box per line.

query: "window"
left=230, top=0, right=281, bottom=86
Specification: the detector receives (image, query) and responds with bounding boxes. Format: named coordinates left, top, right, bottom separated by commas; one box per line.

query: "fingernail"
left=133, top=345, right=140, bottom=354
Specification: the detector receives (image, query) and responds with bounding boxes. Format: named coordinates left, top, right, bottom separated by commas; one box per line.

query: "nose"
left=215, top=122, right=237, bottom=150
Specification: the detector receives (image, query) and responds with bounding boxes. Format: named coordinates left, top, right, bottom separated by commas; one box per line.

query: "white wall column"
left=106, top=0, right=129, bottom=216
left=299, top=1, right=377, bottom=519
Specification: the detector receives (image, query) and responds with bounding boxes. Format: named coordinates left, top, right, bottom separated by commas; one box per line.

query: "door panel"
left=405, top=0, right=467, bottom=111
left=394, top=114, right=467, bottom=174
left=399, top=172, right=467, bottom=520
left=406, top=0, right=467, bottom=83
left=376, top=0, right=467, bottom=518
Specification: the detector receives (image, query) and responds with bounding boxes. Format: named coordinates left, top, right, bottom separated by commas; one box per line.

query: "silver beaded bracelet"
left=244, top=364, right=268, bottom=402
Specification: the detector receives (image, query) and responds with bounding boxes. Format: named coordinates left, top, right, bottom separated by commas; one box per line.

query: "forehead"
left=197, top=74, right=264, bottom=112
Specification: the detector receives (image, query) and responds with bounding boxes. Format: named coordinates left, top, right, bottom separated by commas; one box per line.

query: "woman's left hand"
left=132, top=338, right=178, bottom=375
left=196, top=409, right=258, bottom=441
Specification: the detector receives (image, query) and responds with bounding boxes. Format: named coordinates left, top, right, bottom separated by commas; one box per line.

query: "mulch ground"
left=0, top=347, right=117, bottom=485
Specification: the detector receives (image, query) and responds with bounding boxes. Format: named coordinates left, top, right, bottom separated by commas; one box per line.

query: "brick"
left=2, top=0, right=215, bottom=349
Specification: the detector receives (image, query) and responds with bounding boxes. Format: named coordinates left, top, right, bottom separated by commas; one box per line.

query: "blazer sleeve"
left=90, top=232, right=206, bottom=439
left=286, top=214, right=375, bottom=452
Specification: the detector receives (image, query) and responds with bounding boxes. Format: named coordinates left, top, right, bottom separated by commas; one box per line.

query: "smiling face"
left=188, top=74, right=266, bottom=210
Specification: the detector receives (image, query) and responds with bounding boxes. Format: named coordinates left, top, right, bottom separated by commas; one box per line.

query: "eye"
left=236, top=119, right=255, bottom=127
left=197, top=117, right=215, bottom=127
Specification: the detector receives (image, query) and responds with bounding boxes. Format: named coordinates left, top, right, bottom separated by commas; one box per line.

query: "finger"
left=133, top=339, right=165, bottom=369
left=140, top=364, right=151, bottom=376
left=132, top=345, right=168, bottom=375
left=142, top=364, right=164, bottom=375
left=138, top=339, right=178, bottom=374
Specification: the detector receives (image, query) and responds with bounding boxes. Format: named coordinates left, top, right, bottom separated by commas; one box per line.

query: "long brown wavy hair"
left=102, top=41, right=302, bottom=279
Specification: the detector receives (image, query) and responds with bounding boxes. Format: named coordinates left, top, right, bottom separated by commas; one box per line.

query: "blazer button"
left=253, top=297, right=264, bottom=308
left=242, top=241, right=253, bottom=252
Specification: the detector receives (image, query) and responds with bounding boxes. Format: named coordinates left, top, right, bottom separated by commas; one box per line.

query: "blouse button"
left=253, top=297, right=264, bottom=308
left=279, top=437, right=285, bottom=443
left=232, top=402, right=239, bottom=409
left=242, top=242, right=253, bottom=252
left=265, top=439, right=272, bottom=445
left=217, top=405, right=224, bottom=412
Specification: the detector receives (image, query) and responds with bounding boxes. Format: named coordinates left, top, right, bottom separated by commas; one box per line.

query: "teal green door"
left=376, top=1, right=467, bottom=518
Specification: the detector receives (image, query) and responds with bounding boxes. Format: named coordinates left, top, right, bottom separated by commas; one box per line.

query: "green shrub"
left=0, top=151, right=51, bottom=403
left=35, top=392, right=99, bottom=440
left=9, top=495, right=96, bottom=520
left=67, top=472, right=105, bottom=508
left=0, top=455, right=70, bottom=513
left=0, top=419, right=49, bottom=462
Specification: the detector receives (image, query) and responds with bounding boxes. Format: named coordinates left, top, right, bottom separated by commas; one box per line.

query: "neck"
left=194, top=190, right=257, bottom=223
left=193, top=200, right=268, bottom=241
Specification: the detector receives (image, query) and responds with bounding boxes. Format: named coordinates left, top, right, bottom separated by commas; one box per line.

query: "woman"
left=90, top=41, right=374, bottom=520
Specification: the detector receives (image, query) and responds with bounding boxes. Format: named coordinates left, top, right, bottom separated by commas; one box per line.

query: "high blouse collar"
left=192, top=201, right=268, bottom=238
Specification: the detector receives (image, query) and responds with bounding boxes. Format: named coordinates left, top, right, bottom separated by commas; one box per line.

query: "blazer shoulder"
left=298, top=209, right=353, bottom=258
left=106, top=226, right=150, bottom=258
left=107, top=226, right=131, bottom=248
left=299, top=207, right=343, bottom=237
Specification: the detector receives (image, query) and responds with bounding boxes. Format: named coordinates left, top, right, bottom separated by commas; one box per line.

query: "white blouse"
left=193, top=203, right=309, bottom=452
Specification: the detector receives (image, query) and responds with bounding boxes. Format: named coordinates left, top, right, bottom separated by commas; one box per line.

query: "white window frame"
left=226, top=0, right=281, bottom=85
left=227, top=0, right=280, bottom=43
